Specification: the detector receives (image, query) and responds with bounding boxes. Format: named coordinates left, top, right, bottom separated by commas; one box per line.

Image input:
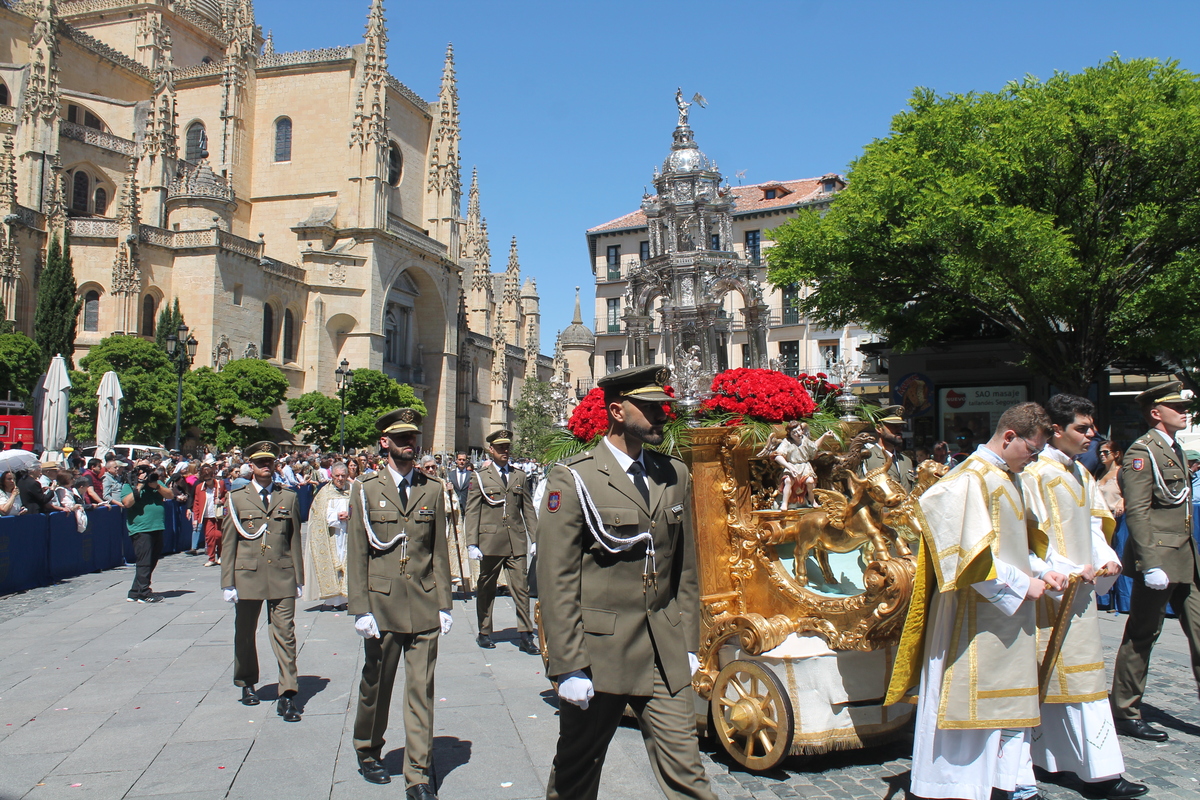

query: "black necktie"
left=629, top=461, right=650, bottom=507
left=397, top=476, right=408, bottom=507
left=500, top=467, right=508, bottom=487
left=260, top=486, right=270, bottom=511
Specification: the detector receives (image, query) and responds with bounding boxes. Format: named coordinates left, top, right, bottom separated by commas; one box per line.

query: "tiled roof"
left=587, top=177, right=842, bottom=234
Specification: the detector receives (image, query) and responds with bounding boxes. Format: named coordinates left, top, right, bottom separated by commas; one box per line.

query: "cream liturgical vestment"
left=1021, top=448, right=1124, bottom=783
left=308, top=480, right=351, bottom=602
left=887, top=447, right=1040, bottom=800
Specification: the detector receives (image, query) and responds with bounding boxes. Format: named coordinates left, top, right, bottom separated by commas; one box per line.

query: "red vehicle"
left=0, top=415, right=34, bottom=450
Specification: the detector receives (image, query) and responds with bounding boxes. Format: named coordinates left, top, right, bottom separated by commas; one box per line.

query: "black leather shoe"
left=276, top=695, right=301, bottom=722
left=518, top=633, right=540, bottom=655
left=1115, top=718, right=1168, bottom=741
left=406, top=784, right=438, bottom=800
left=240, top=686, right=260, bottom=706
left=357, top=755, right=391, bottom=785
left=1086, top=778, right=1149, bottom=800
left=476, top=633, right=495, bottom=649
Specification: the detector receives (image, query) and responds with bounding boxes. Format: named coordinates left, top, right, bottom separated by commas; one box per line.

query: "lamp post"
left=165, top=323, right=198, bottom=451
left=334, top=358, right=353, bottom=454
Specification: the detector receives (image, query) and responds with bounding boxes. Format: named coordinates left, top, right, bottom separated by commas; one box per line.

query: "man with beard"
left=537, top=365, right=714, bottom=800
left=347, top=408, right=452, bottom=799
left=861, top=405, right=915, bottom=492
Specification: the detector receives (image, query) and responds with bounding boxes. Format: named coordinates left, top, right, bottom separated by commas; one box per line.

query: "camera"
left=135, top=464, right=159, bottom=484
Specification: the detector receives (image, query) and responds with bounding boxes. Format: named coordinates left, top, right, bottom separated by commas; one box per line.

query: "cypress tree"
left=33, top=231, right=82, bottom=369
left=155, top=296, right=186, bottom=347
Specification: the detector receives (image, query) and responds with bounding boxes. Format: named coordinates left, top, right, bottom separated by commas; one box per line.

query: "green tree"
left=185, top=359, right=289, bottom=451
left=33, top=232, right=82, bottom=369
left=287, top=368, right=425, bottom=451
left=70, top=334, right=186, bottom=443
left=0, top=331, right=43, bottom=402
left=154, top=297, right=185, bottom=348
left=512, top=380, right=555, bottom=459
left=766, top=57, right=1200, bottom=394
left=0, top=300, right=15, bottom=334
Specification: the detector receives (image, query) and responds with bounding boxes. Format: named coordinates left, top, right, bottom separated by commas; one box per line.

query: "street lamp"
left=165, top=322, right=198, bottom=451
left=334, top=358, right=353, bottom=454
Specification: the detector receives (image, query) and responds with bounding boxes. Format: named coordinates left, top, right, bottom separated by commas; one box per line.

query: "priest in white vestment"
left=887, top=402, right=1066, bottom=800
left=307, top=462, right=351, bottom=608
left=1021, top=395, right=1146, bottom=800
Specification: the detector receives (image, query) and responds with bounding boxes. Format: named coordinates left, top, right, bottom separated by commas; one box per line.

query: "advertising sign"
left=939, top=386, right=1027, bottom=452
left=892, top=372, right=934, bottom=417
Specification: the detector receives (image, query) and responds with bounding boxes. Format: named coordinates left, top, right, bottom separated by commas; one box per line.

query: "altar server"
left=887, top=402, right=1065, bottom=800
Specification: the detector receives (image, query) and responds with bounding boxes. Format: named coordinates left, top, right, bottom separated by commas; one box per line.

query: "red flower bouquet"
left=702, top=368, right=817, bottom=422
left=567, top=385, right=678, bottom=443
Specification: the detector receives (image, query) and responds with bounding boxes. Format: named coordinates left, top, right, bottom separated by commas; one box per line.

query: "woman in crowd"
left=0, top=470, right=24, bottom=516
left=346, top=457, right=360, bottom=480
left=1096, top=441, right=1131, bottom=613
left=188, top=463, right=226, bottom=566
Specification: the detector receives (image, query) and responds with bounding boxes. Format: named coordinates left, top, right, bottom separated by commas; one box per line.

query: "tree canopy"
left=287, top=368, right=426, bottom=451
left=185, top=359, right=290, bottom=451
left=33, top=232, right=81, bottom=370
left=154, top=297, right=186, bottom=349
left=0, top=331, right=43, bottom=402
left=766, top=56, right=1200, bottom=393
left=70, top=334, right=184, bottom=444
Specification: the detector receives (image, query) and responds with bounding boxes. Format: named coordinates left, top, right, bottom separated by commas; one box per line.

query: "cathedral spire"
left=571, top=286, right=583, bottom=325
left=503, top=236, right=520, bottom=303
left=427, top=43, right=460, bottom=197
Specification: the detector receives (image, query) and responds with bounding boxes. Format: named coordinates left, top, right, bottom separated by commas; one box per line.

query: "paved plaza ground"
left=1, top=550, right=1199, bottom=800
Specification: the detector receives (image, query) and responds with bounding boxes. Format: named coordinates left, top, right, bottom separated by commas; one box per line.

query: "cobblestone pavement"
left=2, top=551, right=1199, bottom=800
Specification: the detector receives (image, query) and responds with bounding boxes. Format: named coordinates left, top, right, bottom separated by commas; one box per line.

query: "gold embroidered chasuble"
left=1021, top=453, right=1116, bottom=704
left=886, top=451, right=1042, bottom=729
left=309, top=480, right=351, bottom=600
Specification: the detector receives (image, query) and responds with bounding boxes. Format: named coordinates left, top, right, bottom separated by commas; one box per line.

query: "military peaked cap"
left=487, top=429, right=513, bottom=445
left=377, top=407, right=423, bottom=434
left=598, top=364, right=674, bottom=402
left=246, top=441, right=281, bottom=461
left=1136, top=380, right=1193, bottom=408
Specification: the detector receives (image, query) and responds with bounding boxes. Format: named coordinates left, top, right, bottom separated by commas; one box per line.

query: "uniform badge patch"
left=547, top=491, right=561, bottom=513
left=1131, top=458, right=1144, bottom=471
left=380, top=500, right=387, bottom=507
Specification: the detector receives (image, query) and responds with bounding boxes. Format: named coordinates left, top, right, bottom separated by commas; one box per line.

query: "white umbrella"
left=0, top=449, right=38, bottom=473
left=95, top=370, right=123, bottom=457
left=39, top=353, right=72, bottom=463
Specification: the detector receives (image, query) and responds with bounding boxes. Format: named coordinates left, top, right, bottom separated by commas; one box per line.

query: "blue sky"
left=256, top=0, right=1200, bottom=354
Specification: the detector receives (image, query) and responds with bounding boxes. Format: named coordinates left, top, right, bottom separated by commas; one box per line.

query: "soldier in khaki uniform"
left=465, top=429, right=538, bottom=654
left=1111, top=381, right=1200, bottom=742
left=537, top=365, right=715, bottom=800
left=861, top=405, right=915, bottom=492
left=347, top=408, right=452, bottom=800
left=220, top=440, right=304, bottom=722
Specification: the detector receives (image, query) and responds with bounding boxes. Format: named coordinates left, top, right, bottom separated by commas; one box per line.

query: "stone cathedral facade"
left=0, top=0, right=549, bottom=453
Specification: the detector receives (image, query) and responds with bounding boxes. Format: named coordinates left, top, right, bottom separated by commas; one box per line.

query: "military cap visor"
left=487, top=430, right=513, bottom=445
left=246, top=441, right=280, bottom=460
left=599, top=364, right=674, bottom=403
left=877, top=405, right=906, bottom=425
left=377, top=407, right=423, bottom=435
left=1137, top=380, right=1194, bottom=407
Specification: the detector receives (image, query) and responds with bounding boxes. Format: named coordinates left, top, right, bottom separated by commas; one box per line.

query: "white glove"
left=556, top=669, right=595, bottom=710
left=1144, top=568, right=1170, bottom=590
left=528, top=543, right=537, bottom=559
left=468, top=545, right=483, bottom=561
left=223, top=587, right=238, bottom=604
left=688, top=652, right=701, bottom=676
left=355, top=613, right=381, bottom=639
left=296, top=585, right=304, bottom=599
left=439, top=609, right=453, bottom=635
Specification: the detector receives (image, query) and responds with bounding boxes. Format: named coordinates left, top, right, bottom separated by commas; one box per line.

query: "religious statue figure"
left=675, top=87, right=690, bottom=127
left=768, top=421, right=833, bottom=509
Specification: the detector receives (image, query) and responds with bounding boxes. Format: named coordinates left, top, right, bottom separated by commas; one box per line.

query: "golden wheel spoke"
left=761, top=715, right=779, bottom=729
left=757, top=731, right=774, bottom=753
left=717, top=696, right=736, bottom=710
left=730, top=679, right=748, bottom=699
left=742, top=734, right=754, bottom=758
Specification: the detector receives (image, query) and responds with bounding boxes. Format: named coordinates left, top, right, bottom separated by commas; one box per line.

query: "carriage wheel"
left=710, top=659, right=794, bottom=771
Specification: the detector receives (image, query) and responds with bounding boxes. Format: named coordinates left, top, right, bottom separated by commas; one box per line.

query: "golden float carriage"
left=683, top=420, right=946, bottom=770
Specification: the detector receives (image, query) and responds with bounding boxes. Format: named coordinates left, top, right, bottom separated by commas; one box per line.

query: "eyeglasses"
left=1019, top=437, right=1045, bottom=455
left=1099, top=451, right=1113, bottom=457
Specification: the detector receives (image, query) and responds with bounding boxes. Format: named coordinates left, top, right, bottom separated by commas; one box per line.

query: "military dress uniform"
left=220, top=441, right=304, bottom=716
left=861, top=406, right=915, bottom=492
left=347, top=408, right=452, bottom=792
left=465, top=429, right=536, bottom=650
left=537, top=365, right=715, bottom=800
left=1111, top=382, right=1200, bottom=734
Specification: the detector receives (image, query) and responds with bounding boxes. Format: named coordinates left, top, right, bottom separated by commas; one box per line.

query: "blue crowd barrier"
left=48, top=511, right=83, bottom=581
left=0, top=512, right=51, bottom=595
left=0, top=505, right=132, bottom=595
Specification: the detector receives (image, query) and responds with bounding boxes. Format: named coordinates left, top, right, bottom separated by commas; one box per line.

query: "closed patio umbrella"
left=95, top=370, right=123, bottom=457
left=39, top=354, right=72, bottom=463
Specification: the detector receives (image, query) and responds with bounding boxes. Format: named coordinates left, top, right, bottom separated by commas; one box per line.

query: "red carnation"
left=566, top=384, right=678, bottom=442
left=701, top=368, right=817, bottom=422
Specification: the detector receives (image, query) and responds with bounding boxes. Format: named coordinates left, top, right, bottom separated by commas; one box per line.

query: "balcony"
left=575, top=378, right=594, bottom=399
